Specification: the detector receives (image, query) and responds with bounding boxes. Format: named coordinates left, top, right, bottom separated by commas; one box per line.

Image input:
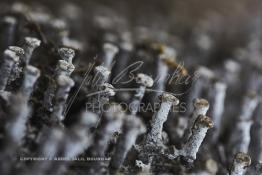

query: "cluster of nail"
left=0, top=2, right=262, bottom=175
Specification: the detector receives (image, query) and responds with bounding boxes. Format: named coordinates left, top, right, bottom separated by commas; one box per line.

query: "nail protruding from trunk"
left=23, top=37, right=41, bottom=64
left=230, top=153, right=251, bottom=175
left=51, top=75, right=75, bottom=123
left=146, top=93, right=179, bottom=145
left=58, top=47, right=75, bottom=63
left=0, top=49, right=19, bottom=90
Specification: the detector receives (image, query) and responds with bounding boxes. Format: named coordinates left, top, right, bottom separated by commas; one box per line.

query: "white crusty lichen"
left=5, top=94, right=30, bottom=145
left=51, top=74, right=75, bottom=123
left=23, top=37, right=41, bottom=64
left=56, top=60, right=75, bottom=76
left=228, top=91, right=259, bottom=155
left=230, top=153, right=251, bottom=175
left=146, top=93, right=179, bottom=145
left=20, top=65, right=41, bottom=98
left=239, top=91, right=259, bottom=120
left=151, top=45, right=174, bottom=103
left=89, top=104, right=124, bottom=157
left=0, top=49, right=19, bottom=90
left=179, top=115, right=213, bottom=162
left=183, top=98, right=210, bottom=142
left=58, top=47, right=75, bottom=64
left=130, top=73, right=154, bottom=115
left=103, top=42, right=119, bottom=68
left=110, top=116, right=146, bottom=173
left=93, top=65, right=111, bottom=88
left=208, top=80, right=227, bottom=141
left=8, top=46, right=25, bottom=57
left=63, top=111, right=98, bottom=158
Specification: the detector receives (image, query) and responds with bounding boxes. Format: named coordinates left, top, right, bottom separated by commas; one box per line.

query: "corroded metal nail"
left=93, top=65, right=111, bottom=87
left=8, top=46, right=25, bottom=57
left=147, top=93, right=179, bottom=145
left=6, top=46, right=24, bottom=83
left=250, top=119, right=262, bottom=162
left=21, top=65, right=40, bottom=98
left=1, top=16, right=17, bottom=47
left=180, top=115, right=213, bottom=162
left=23, top=37, right=41, bottom=64
left=5, top=94, right=30, bottom=144
left=30, top=127, right=64, bottom=175
left=99, top=83, right=116, bottom=97
left=150, top=45, right=172, bottom=103
left=56, top=60, right=75, bottom=76
left=0, top=49, right=19, bottom=90
left=230, top=153, right=251, bottom=175
left=92, top=83, right=116, bottom=114
left=185, top=66, right=214, bottom=115
left=255, top=162, right=262, bottom=175
left=229, top=120, right=253, bottom=155
left=58, top=47, right=75, bottom=64
left=63, top=111, right=98, bottom=158
left=87, top=104, right=124, bottom=175
left=51, top=75, right=75, bottom=123
left=183, top=98, right=209, bottom=142
left=109, top=116, right=146, bottom=174
left=192, top=98, right=210, bottom=118
left=103, top=43, right=119, bottom=68
left=240, top=91, right=259, bottom=120
left=130, top=73, right=154, bottom=115
left=208, top=80, right=227, bottom=142
left=229, top=92, right=259, bottom=155
left=89, top=104, right=124, bottom=157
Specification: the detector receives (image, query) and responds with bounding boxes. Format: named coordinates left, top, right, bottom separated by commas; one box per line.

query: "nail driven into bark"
left=183, top=98, right=210, bottom=142
left=56, top=60, right=75, bottom=76
left=109, top=116, right=146, bottom=174
left=151, top=45, right=176, bottom=103
left=44, top=59, right=75, bottom=111
left=8, top=46, right=25, bottom=57
left=58, top=47, right=75, bottom=63
left=20, top=65, right=40, bottom=99
left=1, top=16, right=17, bottom=48
left=5, top=66, right=40, bottom=145
left=208, top=80, right=227, bottom=142
left=255, top=162, right=262, bottom=175
left=7, top=46, right=24, bottom=82
left=230, top=153, right=251, bottom=175
left=23, top=37, right=41, bottom=64
left=48, top=111, right=99, bottom=175
left=186, top=66, right=214, bottom=115
left=146, top=93, right=179, bottom=145
left=98, top=83, right=115, bottom=104
left=228, top=92, right=259, bottom=155
left=130, top=73, right=154, bottom=115
left=5, top=94, right=30, bottom=145
left=239, top=91, right=259, bottom=120
left=179, top=115, right=214, bottom=163
left=87, top=104, right=124, bottom=175
left=91, top=83, right=116, bottom=114
left=30, top=127, right=64, bottom=175
left=93, top=65, right=111, bottom=88
left=250, top=120, right=262, bottom=162
left=89, top=104, right=124, bottom=157
left=111, top=33, right=133, bottom=83
left=103, top=43, right=119, bottom=69
left=0, top=49, right=19, bottom=90
left=64, top=111, right=98, bottom=158
left=51, top=75, right=75, bottom=123
left=191, top=98, right=210, bottom=122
